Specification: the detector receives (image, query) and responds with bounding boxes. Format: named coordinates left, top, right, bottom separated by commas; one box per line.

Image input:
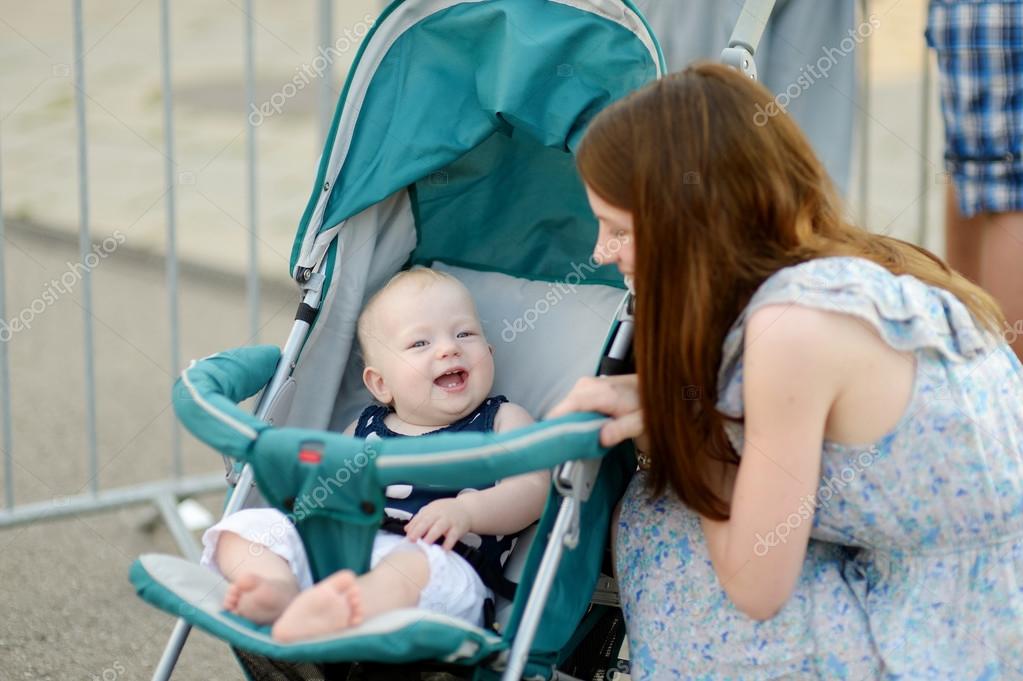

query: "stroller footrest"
left=130, top=554, right=504, bottom=665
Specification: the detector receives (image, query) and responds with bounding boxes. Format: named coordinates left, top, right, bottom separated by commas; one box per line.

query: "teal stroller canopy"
left=291, top=0, right=663, bottom=289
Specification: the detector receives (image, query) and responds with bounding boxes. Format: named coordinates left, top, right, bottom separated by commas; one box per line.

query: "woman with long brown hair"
left=550, top=63, right=1023, bottom=679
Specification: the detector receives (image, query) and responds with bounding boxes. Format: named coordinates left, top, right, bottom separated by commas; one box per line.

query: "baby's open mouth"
left=434, top=369, right=468, bottom=391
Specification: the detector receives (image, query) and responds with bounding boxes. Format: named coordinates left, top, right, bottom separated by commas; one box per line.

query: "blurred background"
left=0, top=0, right=945, bottom=678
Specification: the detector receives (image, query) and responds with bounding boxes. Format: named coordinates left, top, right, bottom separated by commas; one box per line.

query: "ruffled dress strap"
left=716, top=256, right=1001, bottom=419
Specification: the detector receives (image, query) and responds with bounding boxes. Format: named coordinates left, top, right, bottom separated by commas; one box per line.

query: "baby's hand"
left=404, top=498, right=473, bottom=551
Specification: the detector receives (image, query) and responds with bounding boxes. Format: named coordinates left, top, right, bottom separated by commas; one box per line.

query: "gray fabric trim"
left=287, top=190, right=417, bottom=431
left=139, top=554, right=499, bottom=648
left=180, top=360, right=259, bottom=440
left=295, top=0, right=488, bottom=274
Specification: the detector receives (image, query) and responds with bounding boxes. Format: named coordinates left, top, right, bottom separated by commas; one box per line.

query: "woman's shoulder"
left=735, top=256, right=994, bottom=359
left=749, top=256, right=890, bottom=302
left=717, top=256, right=999, bottom=414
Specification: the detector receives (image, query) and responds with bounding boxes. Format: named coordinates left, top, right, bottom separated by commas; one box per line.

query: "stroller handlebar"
left=173, top=344, right=614, bottom=490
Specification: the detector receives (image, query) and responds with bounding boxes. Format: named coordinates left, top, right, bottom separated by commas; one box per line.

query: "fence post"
left=73, top=0, right=100, bottom=495
left=244, top=0, right=260, bottom=342
left=0, top=120, right=13, bottom=510
left=159, top=0, right=183, bottom=480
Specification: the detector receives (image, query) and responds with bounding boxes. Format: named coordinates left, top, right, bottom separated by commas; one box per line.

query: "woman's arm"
left=701, top=304, right=845, bottom=621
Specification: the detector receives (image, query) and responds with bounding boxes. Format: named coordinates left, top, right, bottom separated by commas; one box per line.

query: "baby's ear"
left=362, top=366, right=392, bottom=405
left=488, top=343, right=494, bottom=355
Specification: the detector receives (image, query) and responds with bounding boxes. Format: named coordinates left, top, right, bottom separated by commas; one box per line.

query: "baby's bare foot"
left=223, top=573, right=299, bottom=624
left=272, top=570, right=364, bottom=642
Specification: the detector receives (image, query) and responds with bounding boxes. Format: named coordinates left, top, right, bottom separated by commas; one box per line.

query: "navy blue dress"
left=354, top=396, right=517, bottom=592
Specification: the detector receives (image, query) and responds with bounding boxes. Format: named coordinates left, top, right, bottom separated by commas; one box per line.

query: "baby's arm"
left=405, top=403, right=550, bottom=548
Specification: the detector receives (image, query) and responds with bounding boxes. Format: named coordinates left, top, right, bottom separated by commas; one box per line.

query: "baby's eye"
left=456, top=331, right=475, bottom=338
left=409, top=340, right=428, bottom=349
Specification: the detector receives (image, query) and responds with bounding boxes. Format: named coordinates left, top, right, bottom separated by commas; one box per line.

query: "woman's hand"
left=547, top=374, right=646, bottom=449
left=404, top=498, right=473, bottom=551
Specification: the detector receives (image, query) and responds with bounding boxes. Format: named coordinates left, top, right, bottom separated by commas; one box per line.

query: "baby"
left=199, top=267, right=548, bottom=641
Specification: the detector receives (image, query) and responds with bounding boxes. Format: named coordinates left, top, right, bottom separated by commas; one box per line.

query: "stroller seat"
left=131, top=0, right=663, bottom=678
left=132, top=266, right=630, bottom=673
left=134, top=553, right=504, bottom=665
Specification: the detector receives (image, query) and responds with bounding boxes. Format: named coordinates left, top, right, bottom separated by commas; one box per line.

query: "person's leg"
left=978, top=211, right=1023, bottom=359
left=271, top=546, right=430, bottom=641
left=216, top=531, right=301, bottom=624
left=944, top=184, right=983, bottom=283
left=200, top=508, right=313, bottom=623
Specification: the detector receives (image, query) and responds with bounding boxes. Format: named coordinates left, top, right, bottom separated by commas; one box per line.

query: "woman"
left=550, top=63, right=1023, bottom=679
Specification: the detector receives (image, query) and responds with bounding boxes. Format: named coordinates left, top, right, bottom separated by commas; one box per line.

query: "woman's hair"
left=576, top=62, right=1005, bottom=520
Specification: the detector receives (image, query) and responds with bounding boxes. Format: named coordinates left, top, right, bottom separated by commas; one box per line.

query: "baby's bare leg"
left=272, top=547, right=430, bottom=642
left=217, top=531, right=300, bottom=624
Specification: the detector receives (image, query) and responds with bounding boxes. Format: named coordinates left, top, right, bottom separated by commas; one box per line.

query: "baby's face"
left=362, top=278, right=495, bottom=427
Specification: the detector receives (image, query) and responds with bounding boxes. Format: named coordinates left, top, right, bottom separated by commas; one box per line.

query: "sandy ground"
left=0, top=0, right=947, bottom=678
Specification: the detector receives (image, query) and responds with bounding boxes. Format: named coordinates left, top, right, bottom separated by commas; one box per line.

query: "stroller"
left=131, top=0, right=774, bottom=678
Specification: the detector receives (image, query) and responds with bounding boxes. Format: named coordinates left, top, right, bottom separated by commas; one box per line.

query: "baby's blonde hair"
left=356, top=267, right=470, bottom=363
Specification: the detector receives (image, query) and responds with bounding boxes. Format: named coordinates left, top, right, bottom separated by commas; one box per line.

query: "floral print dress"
left=616, top=256, right=1023, bottom=680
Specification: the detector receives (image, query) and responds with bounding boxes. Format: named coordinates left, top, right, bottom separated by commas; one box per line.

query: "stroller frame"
left=152, top=259, right=635, bottom=681
left=146, top=0, right=777, bottom=678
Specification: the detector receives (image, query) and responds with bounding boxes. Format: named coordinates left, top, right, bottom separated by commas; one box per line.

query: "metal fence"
left=0, top=0, right=349, bottom=561
left=0, top=0, right=937, bottom=557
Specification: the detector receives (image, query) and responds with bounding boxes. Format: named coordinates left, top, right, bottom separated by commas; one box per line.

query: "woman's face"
left=585, top=184, right=636, bottom=280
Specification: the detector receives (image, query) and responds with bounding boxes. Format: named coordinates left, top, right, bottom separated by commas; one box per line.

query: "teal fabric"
left=129, top=558, right=505, bottom=665
left=144, top=343, right=618, bottom=672
left=248, top=428, right=385, bottom=579
left=248, top=416, right=609, bottom=580
left=171, top=345, right=279, bottom=461
left=410, top=126, right=621, bottom=285
left=160, top=345, right=629, bottom=676
left=291, top=0, right=659, bottom=286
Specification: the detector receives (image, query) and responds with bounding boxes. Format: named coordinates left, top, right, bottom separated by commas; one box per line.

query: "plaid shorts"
left=926, top=0, right=1023, bottom=217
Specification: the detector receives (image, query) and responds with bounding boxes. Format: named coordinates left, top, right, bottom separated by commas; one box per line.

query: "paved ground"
left=0, top=0, right=948, bottom=679
left=0, top=0, right=385, bottom=287
left=0, top=221, right=296, bottom=680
